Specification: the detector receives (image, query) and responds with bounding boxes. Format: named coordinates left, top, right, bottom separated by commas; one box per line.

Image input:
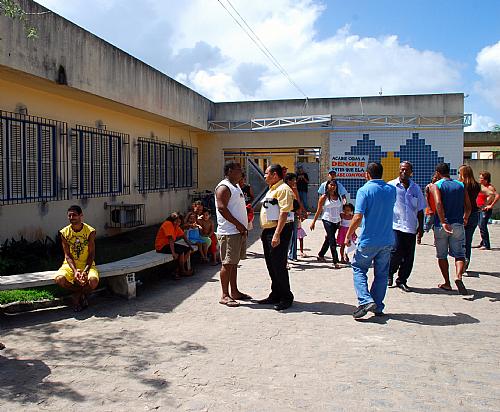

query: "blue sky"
left=37, top=0, right=500, bottom=130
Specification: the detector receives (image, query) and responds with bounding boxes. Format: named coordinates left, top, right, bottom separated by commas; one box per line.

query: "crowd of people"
left=20, top=159, right=495, bottom=321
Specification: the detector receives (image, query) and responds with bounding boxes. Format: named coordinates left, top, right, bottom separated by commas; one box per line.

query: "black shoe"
left=352, top=302, right=377, bottom=319
left=374, top=311, right=385, bottom=317
left=397, top=283, right=411, bottom=292
left=388, top=276, right=394, bottom=287
left=274, top=301, right=293, bottom=311
left=257, top=296, right=279, bottom=305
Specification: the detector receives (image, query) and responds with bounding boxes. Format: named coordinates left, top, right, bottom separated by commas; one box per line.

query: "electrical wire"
left=216, top=0, right=308, bottom=99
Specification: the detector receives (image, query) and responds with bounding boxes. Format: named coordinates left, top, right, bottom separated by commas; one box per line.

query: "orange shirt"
left=155, top=221, right=184, bottom=251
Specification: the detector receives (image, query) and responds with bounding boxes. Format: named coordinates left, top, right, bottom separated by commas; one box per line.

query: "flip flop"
left=219, top=298, right=240, bottom=307
left=438, top=283, right=452, bottom=291
left=455, top=279, right=468, bottom=295
left=231, top=293, right=252, bottom=301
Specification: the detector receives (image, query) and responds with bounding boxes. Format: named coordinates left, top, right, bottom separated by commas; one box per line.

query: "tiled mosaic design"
left=329, top=129, right=463, bottom=200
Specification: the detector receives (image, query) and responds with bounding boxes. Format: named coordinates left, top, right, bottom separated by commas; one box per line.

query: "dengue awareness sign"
left=331, top=155, right=369, bottom=178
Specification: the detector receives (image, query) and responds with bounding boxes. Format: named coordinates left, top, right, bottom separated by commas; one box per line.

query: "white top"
left=340, top=217, right=352, bottom=228
left=215, top=179, right=248, bottom=235
left=321, top=197, right=342, bottom=223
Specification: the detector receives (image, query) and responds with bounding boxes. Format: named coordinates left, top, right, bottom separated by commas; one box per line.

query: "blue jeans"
left=352, top=245, right=392, bottom=312
left=464, top=211, right=479, bottom=262
left=299, top=191, right=308, bottom=210
left=478, top=209, right=492, bottom=249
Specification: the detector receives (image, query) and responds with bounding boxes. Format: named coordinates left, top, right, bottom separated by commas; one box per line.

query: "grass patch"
left=0, top=285, right=67, bottom=305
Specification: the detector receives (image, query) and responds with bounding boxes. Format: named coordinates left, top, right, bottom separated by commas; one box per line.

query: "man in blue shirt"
left=430, top=163, right=471, bottom=295
left=388, top=161, right=426, bottom=292
left=345, top=162, right=396, bottom=319
left=318, top=168, right=348, bottom=204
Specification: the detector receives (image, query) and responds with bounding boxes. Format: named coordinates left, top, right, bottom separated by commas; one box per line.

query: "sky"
left=36, top=0, right=500, bottom=131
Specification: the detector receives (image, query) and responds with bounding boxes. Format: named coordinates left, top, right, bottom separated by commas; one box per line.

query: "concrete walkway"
left=1, top=219, right=499, bottom=411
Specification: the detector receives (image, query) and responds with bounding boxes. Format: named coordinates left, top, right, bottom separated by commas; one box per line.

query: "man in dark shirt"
left=430, top=163, right=471, bottom=295
left=296, top=166, right=309, bottom=211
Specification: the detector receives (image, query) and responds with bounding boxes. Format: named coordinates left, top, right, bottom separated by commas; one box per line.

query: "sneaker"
left=352, top=302, right=377, bottom=319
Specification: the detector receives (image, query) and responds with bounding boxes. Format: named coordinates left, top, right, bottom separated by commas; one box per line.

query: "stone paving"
left=1, top=219, right=499, bottom=411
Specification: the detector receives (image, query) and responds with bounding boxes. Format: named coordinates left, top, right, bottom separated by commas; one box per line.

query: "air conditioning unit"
left=105, top=203, right=145, bottom=228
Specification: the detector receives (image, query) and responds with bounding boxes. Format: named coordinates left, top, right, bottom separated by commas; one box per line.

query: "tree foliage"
left=0, top=0, right=37, bottom=38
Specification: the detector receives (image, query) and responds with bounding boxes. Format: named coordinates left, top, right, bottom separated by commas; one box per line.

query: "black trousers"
left=261, top=223, right=294, bottom=303
left=318, top=219, right=340, bottom=263
left=389, top=229, right=417, bottom=284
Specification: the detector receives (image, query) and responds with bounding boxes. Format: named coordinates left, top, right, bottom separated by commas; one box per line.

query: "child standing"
left=199, top=210, right=218, bottom=265
left=296, top=217, right=307, bottom=257
left=336, top=203, right=356, bottom=264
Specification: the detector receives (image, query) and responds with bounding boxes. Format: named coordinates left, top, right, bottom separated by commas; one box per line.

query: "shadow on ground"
left=357, top=311, right=480, bottom=326
left=0, top=326, right=207, bottom=406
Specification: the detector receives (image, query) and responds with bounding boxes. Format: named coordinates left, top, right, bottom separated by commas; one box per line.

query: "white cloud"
left=465, top=112, right=497, bottom=132
left=36, top=0, right=463, bottom=102
left=475, top=40, right=500, bottom=110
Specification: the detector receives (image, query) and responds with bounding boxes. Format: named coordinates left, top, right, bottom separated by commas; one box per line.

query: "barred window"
left=137, top=138, right=170, bottom=192
left=0, top=111, right=68, bottom=204
left=71, top=125, right=130, bottom=198
left=171, top=144, right=198, bottom=189
left=137, top=140, right=197, bottom=192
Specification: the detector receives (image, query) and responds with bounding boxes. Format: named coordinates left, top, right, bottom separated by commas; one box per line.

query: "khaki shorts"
left=217, top=233, right=247, bottom=265
left=55, top=263, right=99, bottom=284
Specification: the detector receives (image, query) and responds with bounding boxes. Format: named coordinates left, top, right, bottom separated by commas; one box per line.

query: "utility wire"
left=216, top=0, right=308, bottom=99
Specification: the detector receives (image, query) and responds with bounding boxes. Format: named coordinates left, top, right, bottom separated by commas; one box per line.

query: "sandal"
left=438, top=283, right=452, bottom=291
left=317, top=256, right=327, bottom=263
left=231, top=293, right=252, bottom=301
left=219, top=297, right=240, bottom=307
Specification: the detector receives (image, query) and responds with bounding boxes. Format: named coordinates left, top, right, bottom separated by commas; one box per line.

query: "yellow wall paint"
left=381, top=152, right=401, bottom=182
left=197, top=131, right=327, bottom=190
left=0, top=75, right=203, bottom=241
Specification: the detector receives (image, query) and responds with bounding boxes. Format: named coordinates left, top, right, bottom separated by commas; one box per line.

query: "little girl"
left=297, top=216, right=307, bottom=257
left=184, top=212, right=210, bottom=262
left=336, top=203, right=356, bottom=264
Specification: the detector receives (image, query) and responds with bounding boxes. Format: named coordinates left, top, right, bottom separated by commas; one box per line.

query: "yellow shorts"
left=55, top=263, right=99, bottom=284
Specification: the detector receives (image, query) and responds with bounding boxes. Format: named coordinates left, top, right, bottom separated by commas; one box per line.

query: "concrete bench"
left=0, top=250, right=177, bottom=299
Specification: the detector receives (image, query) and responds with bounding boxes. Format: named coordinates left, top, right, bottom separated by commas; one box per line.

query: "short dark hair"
left=343, top=203, right=354, bottom=212
left=268, top=164, right=283, bottom=179
left=284, top=172, right=297, bottom=183
left=67, top=205, right=82, bottom=214
left=400, top=161, right=413, bottom=171
left=480, top=170, right=491, bottom=183
left=166, top=212, right=182, bottom=223
left=224, top=161, right=241, bottom=176
left=435, top=163, right=450, bottom=176
left=366, top=162, right=383, bottom=179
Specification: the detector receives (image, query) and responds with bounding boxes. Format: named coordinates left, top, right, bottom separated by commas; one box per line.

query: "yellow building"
left=0, top=1, right=469, bottom=242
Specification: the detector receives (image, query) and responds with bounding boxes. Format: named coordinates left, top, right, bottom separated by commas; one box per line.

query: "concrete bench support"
left=107, top=273, right=136, bottom=299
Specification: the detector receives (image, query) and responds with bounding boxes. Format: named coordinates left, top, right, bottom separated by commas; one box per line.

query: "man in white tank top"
left=215, top=161, right=250, bottom=307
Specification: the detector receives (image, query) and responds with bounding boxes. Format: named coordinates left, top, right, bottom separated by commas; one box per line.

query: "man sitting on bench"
left=54, top=205, right=99, bottom=311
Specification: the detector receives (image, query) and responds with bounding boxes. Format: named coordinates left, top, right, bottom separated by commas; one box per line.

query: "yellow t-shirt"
left=260, top=180, right=294, bottom=229
left=60, top=223, right=96, bottom=269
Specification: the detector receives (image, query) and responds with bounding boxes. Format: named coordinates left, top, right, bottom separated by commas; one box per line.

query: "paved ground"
left=1, top=219, right=499, bottom=411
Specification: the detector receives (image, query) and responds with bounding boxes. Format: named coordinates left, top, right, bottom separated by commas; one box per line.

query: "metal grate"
left=71, top=125, right=130, bottom=198
left=137, top=138, right=170, bottom=193
left=170, top=144, right=197, bottom=189
left=106, top=203, right=145, bottom=228
left=137, top=139, right=197, bottom=192
left=0, top=111, right=68, bottom=204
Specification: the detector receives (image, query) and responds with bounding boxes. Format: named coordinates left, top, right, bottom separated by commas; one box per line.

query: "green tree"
left=1, top=0, right=38, bottom=38
left=493, top=124, right=500, bottom=133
